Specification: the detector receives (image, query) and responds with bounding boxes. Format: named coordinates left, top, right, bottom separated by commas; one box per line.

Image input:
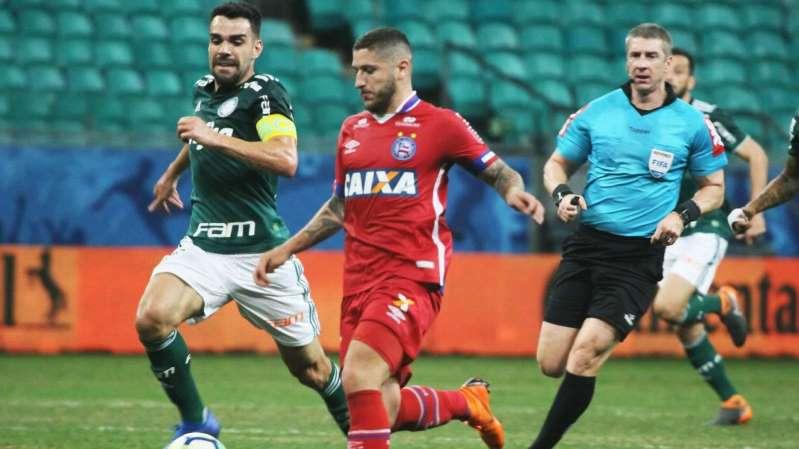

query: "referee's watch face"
left=626, top=37, right=670, bottom=94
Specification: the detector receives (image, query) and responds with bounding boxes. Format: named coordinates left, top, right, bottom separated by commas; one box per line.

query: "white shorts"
left=661, top=232, right=728, bottom=295
left=152, top=237, right=321, bottom=347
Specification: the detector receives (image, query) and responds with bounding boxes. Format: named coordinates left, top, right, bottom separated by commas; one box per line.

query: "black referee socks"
left=529, top=371, right=596, bottom=449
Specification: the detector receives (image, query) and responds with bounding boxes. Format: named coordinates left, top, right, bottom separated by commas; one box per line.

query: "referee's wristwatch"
left=552, top=184, right=573, bottom=207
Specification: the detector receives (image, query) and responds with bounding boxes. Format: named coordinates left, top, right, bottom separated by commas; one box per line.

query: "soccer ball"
left=164, top=432, right=226, bottom=449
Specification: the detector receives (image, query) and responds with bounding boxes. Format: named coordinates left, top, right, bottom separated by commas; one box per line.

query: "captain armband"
left=256, top=114, right=297, bottom=141
left=674, top=199, right=701, bottom=225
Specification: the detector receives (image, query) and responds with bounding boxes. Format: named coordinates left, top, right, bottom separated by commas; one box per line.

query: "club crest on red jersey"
left=391, top=132, right=417, bottom=161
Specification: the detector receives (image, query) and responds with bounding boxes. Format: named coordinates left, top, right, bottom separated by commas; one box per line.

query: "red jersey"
left=333, top=93, right=498, bottom=296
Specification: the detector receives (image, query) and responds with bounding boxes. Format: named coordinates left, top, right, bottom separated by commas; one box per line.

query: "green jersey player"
left=134, top=2, right=348, bottom=442
left=729, top=114, right=799, bottom=229
left=653, top=48, right=769, bottom=425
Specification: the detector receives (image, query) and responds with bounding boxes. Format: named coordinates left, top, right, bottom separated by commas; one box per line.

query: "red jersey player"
left=254, top=27, right=544, bottom=449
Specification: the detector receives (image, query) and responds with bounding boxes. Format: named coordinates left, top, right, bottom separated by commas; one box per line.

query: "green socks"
left=682, top=292, right=722, bottom=323
left=319, top=361, right=350, bottom=434
left=144, top=330, right=205, bottom=423
left=684, top=335, right=736, bottom=401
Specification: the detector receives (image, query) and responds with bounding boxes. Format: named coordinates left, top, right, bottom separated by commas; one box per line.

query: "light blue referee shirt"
left=557, top=82, right=728, bottom=237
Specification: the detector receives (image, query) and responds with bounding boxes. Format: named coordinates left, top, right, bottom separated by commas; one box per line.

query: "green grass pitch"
left=1, top=354, right=796, bottom=449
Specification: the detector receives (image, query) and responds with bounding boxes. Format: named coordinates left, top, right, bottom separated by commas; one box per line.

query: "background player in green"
left=133, top=2, right=348, bottom=442
left=729, top=113, right=799, bottom=231
left=651, top=47, right=769, bottom=424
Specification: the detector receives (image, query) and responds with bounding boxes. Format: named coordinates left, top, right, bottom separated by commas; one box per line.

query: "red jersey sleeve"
left=442, top=110, right=497, bottom=174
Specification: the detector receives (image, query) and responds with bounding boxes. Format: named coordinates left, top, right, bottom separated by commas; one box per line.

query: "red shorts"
left=339, top=277, right=442, bottom=386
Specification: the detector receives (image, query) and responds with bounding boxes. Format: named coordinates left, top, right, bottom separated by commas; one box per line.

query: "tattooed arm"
left=478, top=159, right=545, bottom=224
left=254, top=195, right=344, bottom=285
left=743, top=155, right=799, bottom=216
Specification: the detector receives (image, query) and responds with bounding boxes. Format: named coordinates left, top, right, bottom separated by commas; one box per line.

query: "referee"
left=528, top=23, right=727, bottom=449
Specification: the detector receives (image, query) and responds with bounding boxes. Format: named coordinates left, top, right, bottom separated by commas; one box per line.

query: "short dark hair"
left=353, top=27, right=411, bottom=55
left=626, top=22, right=672, bottom=55
left=671, top=47, right=695, bottom=75
left=210, top=1, right=261, bottom=36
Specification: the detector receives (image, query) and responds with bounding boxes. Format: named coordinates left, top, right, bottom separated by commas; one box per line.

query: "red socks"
left=392, top=386, right=469, bottom=432
left=347, top=390, right=390, bottom=449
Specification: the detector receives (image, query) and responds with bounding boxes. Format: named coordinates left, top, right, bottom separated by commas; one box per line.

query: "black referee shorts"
left=544, top=225, right=665, bottom=340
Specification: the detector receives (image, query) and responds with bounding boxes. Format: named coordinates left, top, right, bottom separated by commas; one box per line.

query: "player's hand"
left=556, top=194, right=586, bottom=223
left=147, top=174, right=183, bottom=213
left=737, top=212, right=765, bottom=245
left=505, top=189, right=545, bottom=224
left=177, top=116, right=218, bottom=147
left=650, top=212, right=684, bottom=246
left=727, top=207, right=752, bottom=235
left=254, top=246, right=292, bottom=287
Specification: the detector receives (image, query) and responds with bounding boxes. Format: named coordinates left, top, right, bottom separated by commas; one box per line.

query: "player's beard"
left=213, top=58, right=245, bottom=88
left=363, top=78, right=397, bottom=115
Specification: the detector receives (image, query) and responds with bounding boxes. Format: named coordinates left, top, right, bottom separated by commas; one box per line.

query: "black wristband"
left=552, top=184, right=573, bottom=206
left=674, top=200, right=701, bottom=225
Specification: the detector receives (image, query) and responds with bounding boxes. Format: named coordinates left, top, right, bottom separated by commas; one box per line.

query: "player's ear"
left=687, top=75, right=696, bottom=92
left=396, top=57, right=411, bottom=81
left=252, top=38, right=263, bottom=60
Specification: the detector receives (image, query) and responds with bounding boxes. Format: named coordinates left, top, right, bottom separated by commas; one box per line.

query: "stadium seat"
left=261, top=46, right=299, bottom=77
left=652, top=3, right=693, bottom=29
left=301, top=75, right=348, bottom=103
left=16, top=37, right=52, bottom=65
left=66, top=67, right=105, bottom=92
left=127, top=98, right=167, bottom=129
left=131, top=16, right=168, bottom=40
left=91, top=96, right=127, bottom=123
left=605, top=1, right=649, bottom=29
left=436, top=21, right=477, bottom=50
left=105, top=68, right=145, bottom=95
left=0, top=10, right=15, bottom=33
left=537, top=79, right=573, bottom=108
left=56, top=11, right=93, bottom=37
left=5, top=66, right=26, bottom=90
left=136, top=42, right=172, bottom=68
left=96, top=40, right=133, bottom=67
left=163, top=96, right=192, bottom=123
left=568, top=55, right=616, bottom=84
left=306, top=0, right=348, bottom=32
left=54, top=39, right=92, bottom=66
left=563, top=1, right=606, bottom=26
left=742, top=3, right=783, bottom=30
left=162, top=0, right=204, bottom=16
left=485, top=52, right=526, bottom=80
left=120, top=0, right=160, bottom=14
left=476, top=23, right=519, bottom=51
left=54, top=93, right=89, bottom=118
left=170, top=17, right=209, bottom=44
left=14, top=91, right=55, bottom=119
left=748, top=61, right=791, bottom=87
left=758, top=87, right=798, bottom=113
left=422, top=0, right=470, bottom=23
left=351, top=18, right=378, bottom=40
left=519, top=25, right=564, bottom=52
left=27, top=66, right=65, bottom=90
left=145, top=70, right=183, bottom=96
left=385, top=1, right=426, bottom=22
left=313, top=104, right=350, bottom=138
left=566, top=26, right=608, bottom=55
left=711, top=86, right=761, bottom=113
left=443, top=50, right=481, bottom=78
left=171, top=43, right=208, bottom=72
left=300, top=48, right=343, bottom=76
left=523, top=52, right=565, bottom=80
left=697, top=3, right=742, bottom=31
left=511, top=0, right=559, bottom=26
left=412, top=48, right=441, bottom=90
left=494, top=107, right=538, bottom=142
left=489, top=80, right=533, bottom=110
left=733, top=116, right=764, bottom=142
left=94, top=13, right=131, bottom=39
left=261, top=19, right=295, bottom=48
left=575, top=82, right=612, bottom=106
left=697, top=59, right=746, bottom=85
left=18, top=9, right=55, bottom=36
left=396, top=21, right=436, bottom=50
left=0, top=95, right=8, bottom=118
left=345, top=0, right=377, bottom=21
left=669, top=29, right=699, bottom=56
left=446, top=76, right=487, bottom=120
left=471, top=0, right=513, bottom=23
left=748, top=32, right=789, bottom=60
left=0, top=38, right=10, bottom=62
left=83, top=0, right=125, bottom=13
left=290, top=103, right=315, bottom=138
left=703, top=31, right=746, bottom=59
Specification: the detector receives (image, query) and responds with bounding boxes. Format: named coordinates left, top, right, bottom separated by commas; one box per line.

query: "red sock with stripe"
left=347, top=390, right=390, bottom=449
left=392, top=386, right=470, bottom=431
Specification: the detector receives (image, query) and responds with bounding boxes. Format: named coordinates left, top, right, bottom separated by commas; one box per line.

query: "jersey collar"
left=621, top=81, right=677, bottom=116
left=370, top=91, right=420, bottom=124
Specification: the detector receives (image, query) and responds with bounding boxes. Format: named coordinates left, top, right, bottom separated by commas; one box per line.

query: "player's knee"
left=652, top=300, right=683, bottom=325
left=567, top=343, right=605, bottom=375
left=537, top=354, right=565, bottom=378
left=134, top=301, right=178, bottom=343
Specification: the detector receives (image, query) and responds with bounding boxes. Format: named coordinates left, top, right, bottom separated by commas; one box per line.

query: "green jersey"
left=186, top=73, right=293, bottom=254
left=680, top=98, right=747, bottom=239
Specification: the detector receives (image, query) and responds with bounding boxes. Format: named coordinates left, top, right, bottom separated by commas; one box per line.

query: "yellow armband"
left=256, top=114, right=297, bottom=141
